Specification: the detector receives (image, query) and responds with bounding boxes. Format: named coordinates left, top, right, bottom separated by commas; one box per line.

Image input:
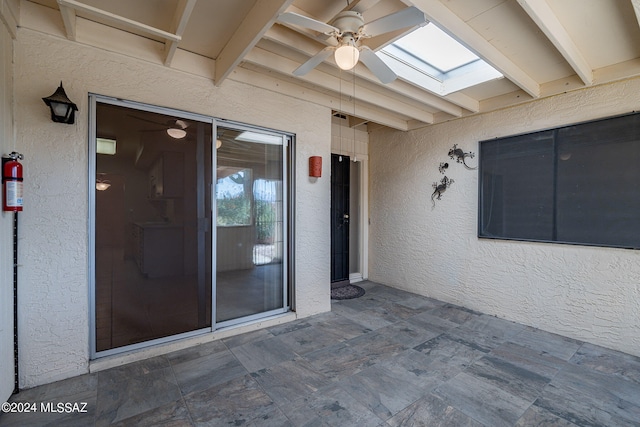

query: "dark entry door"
left=331, top=154, right=350, bottom=286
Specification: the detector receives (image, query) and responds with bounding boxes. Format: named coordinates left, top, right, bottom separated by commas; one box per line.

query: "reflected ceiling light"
left=167, top=120, right=188, bottom=139
left=167, top=128, right=187, bottom=139
left=236, top=131, right=282, bottom=145
left=96, top=181, right=111, bottom=191
left=334, top=35, right=359, bottom=70
left=96, top=175, right=111, bottom=191
left=216, top=139, right=222, bottom=149
left=96, top=137, right=116, bottom=155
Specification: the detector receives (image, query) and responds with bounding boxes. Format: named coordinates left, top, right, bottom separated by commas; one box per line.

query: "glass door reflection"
left=215, top=127, right=286, bottom=324
left=94, top=101, right=212, bottom=353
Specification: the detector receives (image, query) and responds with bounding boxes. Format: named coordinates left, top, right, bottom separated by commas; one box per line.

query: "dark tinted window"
left=479, top=112, right=640, bottom=249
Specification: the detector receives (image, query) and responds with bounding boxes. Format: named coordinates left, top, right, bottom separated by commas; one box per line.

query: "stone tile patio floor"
left=1, top=281, right=640, bottom=426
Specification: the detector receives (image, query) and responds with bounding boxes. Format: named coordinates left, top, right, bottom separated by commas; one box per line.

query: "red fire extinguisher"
left=2, top=152, right=24, bottom=212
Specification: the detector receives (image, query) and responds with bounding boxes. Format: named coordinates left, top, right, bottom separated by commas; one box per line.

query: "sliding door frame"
left=89, top=95, right=294, bottom=359
left=88, top=94, right=216, bottom=359
left=213, top=118, right=293, bottom=330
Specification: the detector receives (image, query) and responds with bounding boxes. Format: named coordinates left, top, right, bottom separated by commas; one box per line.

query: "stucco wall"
left=0, top=17, right=16, bottom=403
left=331, top=115, right=368, bottom=160
left=369, top=78, right=640, bottom=358
left=14, top=28, right=331, bottom=388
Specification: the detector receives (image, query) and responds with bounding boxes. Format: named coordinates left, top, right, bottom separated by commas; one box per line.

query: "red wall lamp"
left=309, top=156, right=322, bottom=177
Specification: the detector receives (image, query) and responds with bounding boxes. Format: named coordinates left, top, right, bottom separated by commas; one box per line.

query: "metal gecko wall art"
left=430, top=145, right=476, bottom=208
left=431, top=176, right=454, bottom=208
left=448, top=144, right=477, bottom=170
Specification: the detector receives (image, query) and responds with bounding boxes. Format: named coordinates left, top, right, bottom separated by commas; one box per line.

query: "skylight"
left=380, top=23, right=503, bottom=95
left=393, top=24, right=478, bottom=73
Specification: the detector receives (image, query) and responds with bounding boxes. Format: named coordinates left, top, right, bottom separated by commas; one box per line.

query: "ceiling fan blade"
left=128, top=115, right=188, bottom=129
left=358, top=47, right=397, bottom=84
left=293, top=47, right=335, bottom=76
left=278, top=12, right=339, bottom=34
left=362, top=6, right=426, bottom=37
left=128, top=115, right=167, bottom=128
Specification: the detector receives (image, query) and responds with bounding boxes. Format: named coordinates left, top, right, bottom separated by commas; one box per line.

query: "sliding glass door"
left=214, top=124, right=288, bottom=326
left=91, top=98, right=213, bottom=356
left=90, top=97, right=290, bottom=357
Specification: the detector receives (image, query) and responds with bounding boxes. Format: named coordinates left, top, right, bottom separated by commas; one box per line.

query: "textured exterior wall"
left=331, top=115, right=368, bottom=160
left=369, top=78, right=640, bottom=358
left=14, top=28, right=331, bottom=388
left=0, top=18, right=15, bottom=403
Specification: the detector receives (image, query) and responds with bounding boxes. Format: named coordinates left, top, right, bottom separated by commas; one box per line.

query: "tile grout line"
left=224, top=337, right=294, bottom=426
left=166, top=356, right=197, bottom=427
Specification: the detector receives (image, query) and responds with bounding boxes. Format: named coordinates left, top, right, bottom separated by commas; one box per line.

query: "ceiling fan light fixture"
left=167, top=127, right=187, bottom=139
left=96, top=181, right=111, bottom=191
left=96, top=174, right=111, bottom=191
left=278, top=6, right=424, bottom=83
left=335, top=35, right=359, bottom=70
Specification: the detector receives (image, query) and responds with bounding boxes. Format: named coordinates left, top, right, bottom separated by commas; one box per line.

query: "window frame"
left=478, top=111, right=640, bottom=250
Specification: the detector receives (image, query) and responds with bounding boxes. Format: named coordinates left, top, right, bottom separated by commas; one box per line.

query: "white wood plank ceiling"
left=7, top=0, right=640, bottom=131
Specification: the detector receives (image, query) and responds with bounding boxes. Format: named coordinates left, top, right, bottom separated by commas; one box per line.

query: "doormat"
left=331, top=284, right=365, bottom=300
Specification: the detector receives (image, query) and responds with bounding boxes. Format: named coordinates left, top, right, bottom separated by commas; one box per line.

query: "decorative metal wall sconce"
left=431, top=176, right=453, bottom=208
left=448, top=144, right=476, bottom=170
left=309, top=156, right=322, bottom=177
left=42, top=82, right=78, bottom=124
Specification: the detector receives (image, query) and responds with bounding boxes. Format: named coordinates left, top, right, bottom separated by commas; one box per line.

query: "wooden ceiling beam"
left=517, top=0, right=592, bottom=86
left=234, top=65, right=410, bottom=130
left=244, top=46, right=434, bottom=125
left=263, top=25, right=470, bottom=115
left=56, top=0, right=76, bottom=40
left=1, top=0, right=19, bottom=39
left=164, top=0, right=197, bottom=66
left=340, top=0, right=383, bottom=15
left=410, top=0, right=540, bottom=98
left=348, top=116, right=369, bottom=127
left=57, top=0, right=181, bottom=42
left=214, top=0, right=294, bottom=85
left=632, top=0, right=640, bottom=30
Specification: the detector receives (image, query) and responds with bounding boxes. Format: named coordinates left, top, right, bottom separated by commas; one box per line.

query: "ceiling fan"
left=165, top=120, right=188, bottom=139
left=278, top=6, right=426, bottom=83
left=130, top=115, right=190, bottom=139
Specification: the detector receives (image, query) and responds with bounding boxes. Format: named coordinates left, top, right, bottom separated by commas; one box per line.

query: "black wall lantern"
left=42, top=82, right=78, bottom=124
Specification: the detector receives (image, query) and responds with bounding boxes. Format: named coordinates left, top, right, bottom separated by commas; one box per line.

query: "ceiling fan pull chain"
left=352, top=66, right=357, bottom=162
left=339, top=68, right=343, bottom=162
